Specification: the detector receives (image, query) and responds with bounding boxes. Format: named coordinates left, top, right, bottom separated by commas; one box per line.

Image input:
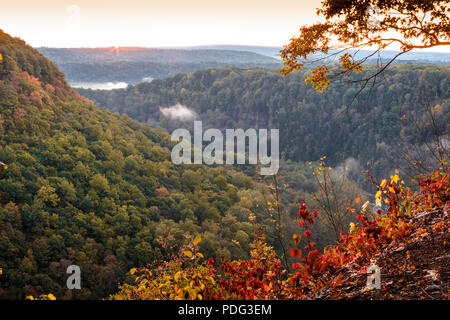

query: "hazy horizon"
left=26, top=43, right=450, bottom=53
left=1, top=0, right=449, bottom=53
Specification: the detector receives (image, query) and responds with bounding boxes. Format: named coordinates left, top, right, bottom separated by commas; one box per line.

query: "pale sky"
left=0, top=0, right=323, bottom=47
left=0, top=0, right=449, bottom=52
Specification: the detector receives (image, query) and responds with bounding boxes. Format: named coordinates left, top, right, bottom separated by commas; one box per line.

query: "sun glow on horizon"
left=0, top=0, right=448, bottom=53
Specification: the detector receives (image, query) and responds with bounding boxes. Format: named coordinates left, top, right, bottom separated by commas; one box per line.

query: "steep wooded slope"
left=0, top=30, right=262, bottom=299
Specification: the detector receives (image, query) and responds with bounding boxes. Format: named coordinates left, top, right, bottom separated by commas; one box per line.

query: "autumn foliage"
left=110, top=234, right=219, bottom=300
left=111, top=168, right=449, bottom=300
left=280, top=0, right=450, bottom=91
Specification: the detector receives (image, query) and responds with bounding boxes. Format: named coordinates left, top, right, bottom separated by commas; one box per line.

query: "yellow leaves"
left=0, top=161, right=7, bottom=171
left=390, top=174, right=400, bottom=184
left=363, top=286, right=372, bottom=292
left=349, top=222, right=356, bottom=234
left=0, top=268, right=2, bottom=275
left=0, top=53, right=2, bottom=62
left=375, top=190, right=383, bottom=207
left=195, top=252, right=204, bottom=259
left=174, top=271, right=182, bottom=282
left=183, top=250, right=193, bottom=258
left=184, top=287, right=198, bottom=300
left=280, top=56, right=304, bottom=76
left=193, top=235, right=202, bottom=246
left=26, top=293, right=56, bottom=300
left=130, top=268, right=137, bottom=275
left=47, top=294, right=56, bottom=300
left=374, top=172, right=402, bottom=207
left=305, top=65, right=330, bottom=92
left=339, top=53, right=363, bottom=74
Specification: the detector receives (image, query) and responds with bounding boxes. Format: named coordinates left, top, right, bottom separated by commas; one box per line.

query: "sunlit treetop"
left=281, top=0, right=450, bottom=91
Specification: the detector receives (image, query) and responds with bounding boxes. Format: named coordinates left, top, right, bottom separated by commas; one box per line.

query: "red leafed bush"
left=111, top=169, right=449, bottom=300
left=285, top=169, right=449, bottom=298
left=218, top=233, right=285, bottom=300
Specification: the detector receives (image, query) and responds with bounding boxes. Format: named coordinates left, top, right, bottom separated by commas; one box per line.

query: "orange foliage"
left=12, top=107, right=26, bottom=120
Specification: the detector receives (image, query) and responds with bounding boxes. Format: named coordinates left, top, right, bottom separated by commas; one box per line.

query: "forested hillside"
left=1, top=0, right=447, bottom=303
left=0, top=30, right=272, bottom=299
left=37, top=47, right=281, bottom=84
left=0, top=27, right=448, bottom=301
left=79, top=66, right=450, bottom=178
left=37, top=47, right=280, bottom=64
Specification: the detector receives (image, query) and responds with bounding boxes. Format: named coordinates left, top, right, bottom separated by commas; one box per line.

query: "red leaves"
left=286, top=171, right=448, bottom=298
left=292, top=203, right=315, bottom=268
left=295, top=203, right=314, bottom=240
left=417, top=169, right=449, bottom=210
left=293, top=233, right=302, bottom=245
left=201, top=169, right=450, bottom=300
left=290, top=248, right=302, bottom=258
left=219, top=234, right=284, bottom=300
left=297, top=202, right=315, bottom=224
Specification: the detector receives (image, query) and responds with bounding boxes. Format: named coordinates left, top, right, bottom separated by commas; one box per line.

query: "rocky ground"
left=319, top=209, right=449, bottom=300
